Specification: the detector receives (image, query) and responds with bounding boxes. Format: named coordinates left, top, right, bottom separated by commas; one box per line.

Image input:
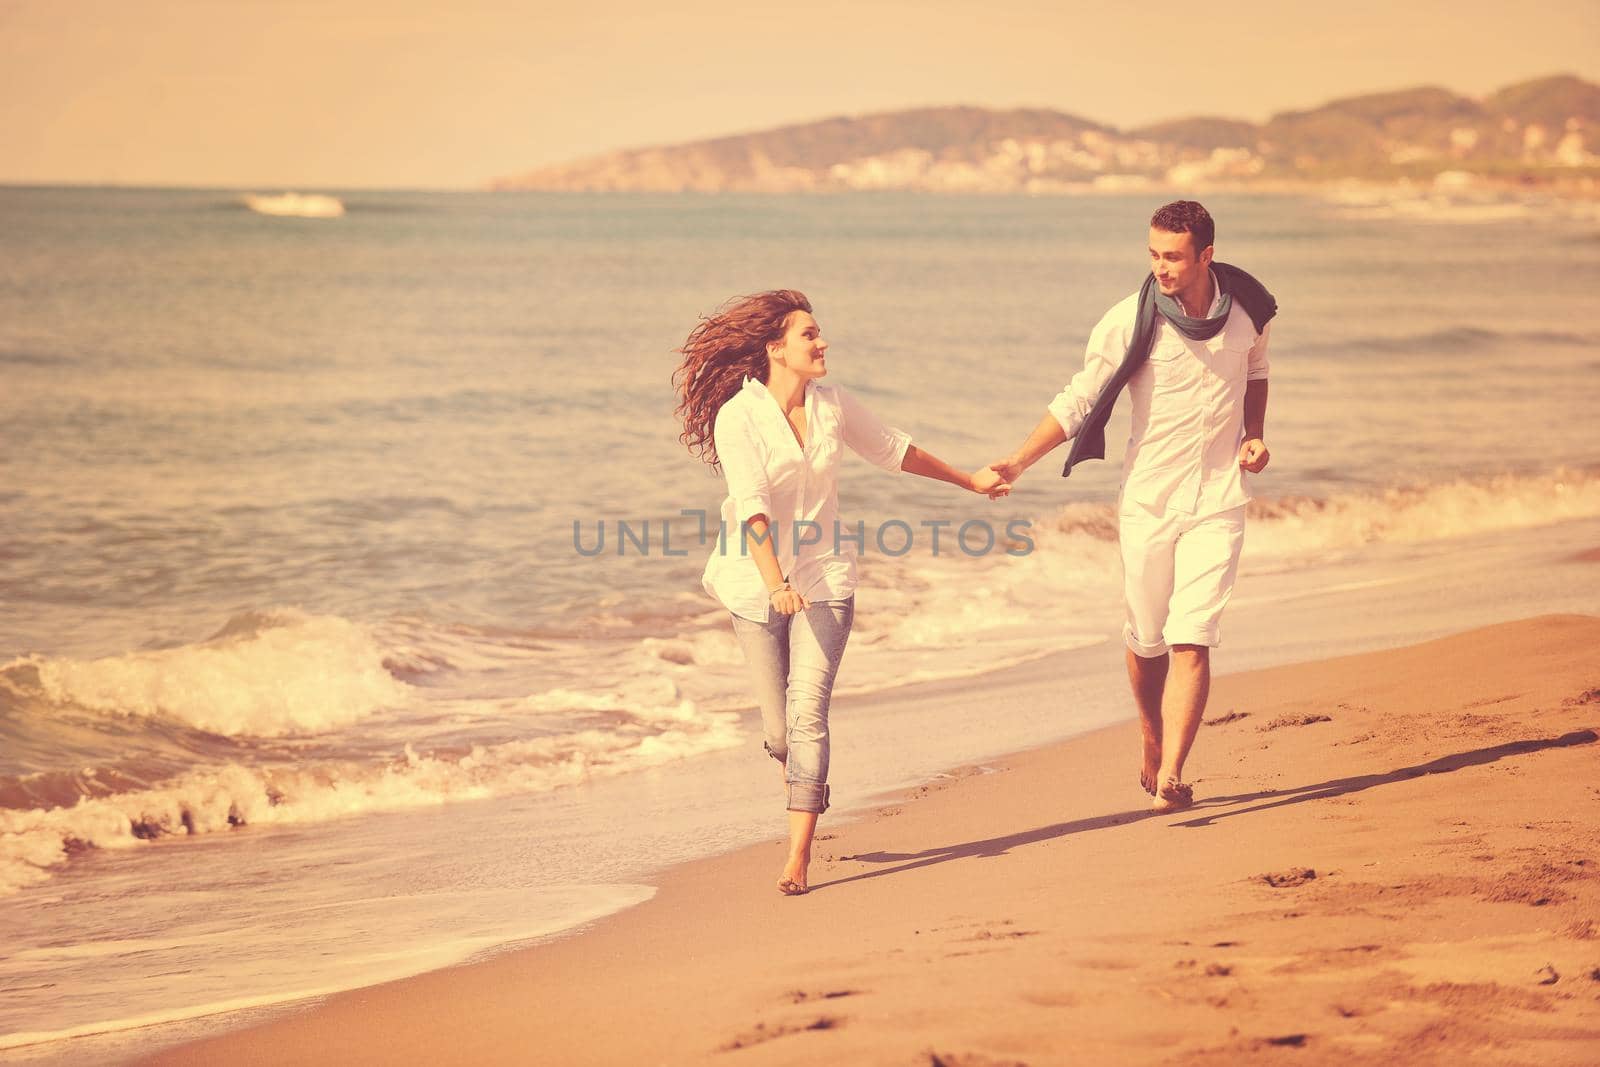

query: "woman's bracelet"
left=768, top=581, right=793, bottom=599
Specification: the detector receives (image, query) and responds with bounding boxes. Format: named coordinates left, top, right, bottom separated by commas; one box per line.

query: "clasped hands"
left=970, top=456, right=1022, bottom=500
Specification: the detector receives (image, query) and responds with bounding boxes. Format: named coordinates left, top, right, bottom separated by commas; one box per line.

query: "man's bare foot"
left=1151, top=777, right=1193, bottom=813
left=777, top=852, right=810, bottom=895
left=1139, top=733, right=1162, bottom=796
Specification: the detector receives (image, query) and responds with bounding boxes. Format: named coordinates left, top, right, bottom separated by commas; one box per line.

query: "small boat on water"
left=242, top=192, right=345, bottom=218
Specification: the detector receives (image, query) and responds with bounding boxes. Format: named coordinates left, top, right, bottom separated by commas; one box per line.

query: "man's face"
left=1149, top=227, right=1214, bottom=304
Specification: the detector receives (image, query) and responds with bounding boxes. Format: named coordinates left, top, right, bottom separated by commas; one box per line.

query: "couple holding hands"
left=672, top=201, right=1276, bottom=896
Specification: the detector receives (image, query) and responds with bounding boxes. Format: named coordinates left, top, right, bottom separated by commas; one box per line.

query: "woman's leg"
left=729, top=611, right=791, bottom=772
left=730, top=611, right=809, bottom=893
left=778, top=597, right=854, bottom=892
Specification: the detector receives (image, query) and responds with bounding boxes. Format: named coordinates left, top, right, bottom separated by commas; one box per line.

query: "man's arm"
left=1238, top=321, right=1271, bottom=473
left=989, top=299, right=1128, bottom=487
left=985, top=299, right=1126, bottom=486
left=989, top=414, right=1068, bottom=484
left=1238, top=379, right=1269, bottom=472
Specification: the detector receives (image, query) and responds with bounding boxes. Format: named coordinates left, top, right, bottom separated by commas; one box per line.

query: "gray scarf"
left=1152, top=275, right=1232, bottom=341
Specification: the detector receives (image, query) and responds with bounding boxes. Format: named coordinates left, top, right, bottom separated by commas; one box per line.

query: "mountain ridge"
left=494, top=74, right=1600, bottom=193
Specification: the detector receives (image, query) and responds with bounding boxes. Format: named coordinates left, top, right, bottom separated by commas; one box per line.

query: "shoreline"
left=142, top=614, right=1600, bottom=1065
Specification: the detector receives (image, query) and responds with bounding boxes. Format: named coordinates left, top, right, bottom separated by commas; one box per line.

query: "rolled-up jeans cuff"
left=786, top=782, right=829, bottom=815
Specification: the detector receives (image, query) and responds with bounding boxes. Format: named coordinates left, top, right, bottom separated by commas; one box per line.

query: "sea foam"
left=0, top=705, right=743, bottom=896
left=2, top=608, right=407, bottom=738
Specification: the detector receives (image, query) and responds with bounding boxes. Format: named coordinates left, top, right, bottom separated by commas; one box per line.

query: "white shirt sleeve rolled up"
left=1047, top=295, right=1134, bottom=439
left=1246, top=321, right=1271, bottom=381
left=836, top=385, right=912, bottom=472
left=712, top=403, right=773, bottom=524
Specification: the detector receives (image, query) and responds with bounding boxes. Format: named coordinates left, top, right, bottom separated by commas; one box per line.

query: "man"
left=991, top=201, right=1275, bottom=813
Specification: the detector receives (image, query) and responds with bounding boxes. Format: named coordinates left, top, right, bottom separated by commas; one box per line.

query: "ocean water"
left=1, top=187, right=1598, bottom=1059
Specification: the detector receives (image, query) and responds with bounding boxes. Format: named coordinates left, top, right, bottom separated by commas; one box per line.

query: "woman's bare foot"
left=778, top=808, right=819, bottom=895
left=777, top=851, right=810, bottom=895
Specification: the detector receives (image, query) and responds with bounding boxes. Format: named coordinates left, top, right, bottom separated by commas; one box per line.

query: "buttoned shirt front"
left=1048, top=274, right=1271, bottom=517
left=703, top=378, right=911, bottom=621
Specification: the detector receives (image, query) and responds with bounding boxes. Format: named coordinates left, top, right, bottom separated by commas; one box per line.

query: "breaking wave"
left=1244, top=467, right=1600, bottom=559
left=1, top=609, right=407, bottom=739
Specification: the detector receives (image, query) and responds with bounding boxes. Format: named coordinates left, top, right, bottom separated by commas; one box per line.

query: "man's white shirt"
left=1048, top=273, right=1270, bottom=518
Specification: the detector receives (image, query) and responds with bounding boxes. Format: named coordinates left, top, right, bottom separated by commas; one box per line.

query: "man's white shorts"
left=1118, top=500, right=1247, bottom=658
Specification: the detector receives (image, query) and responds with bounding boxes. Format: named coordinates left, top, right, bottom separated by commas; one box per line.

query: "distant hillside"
left=494, top=74, right=1600, bottom=193
left=1129, top=117, right=1258, bottom=152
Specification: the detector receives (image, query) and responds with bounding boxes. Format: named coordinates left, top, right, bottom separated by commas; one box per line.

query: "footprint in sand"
left=717, top=1016, right=842, bottom=1052
left=1478, top=860, right=1582, bottom=906
left=786, top=989, right=859, bottom=1004
left=1257, top=713, right=1333, bottom=732
left=1173, top=959, right=1234, bottom=976
left=958, top=927, right=1038, bottom=943
left=1260, top=867, right=1317, bottom=887
left=926, top=1053, right=1029, bottom=1067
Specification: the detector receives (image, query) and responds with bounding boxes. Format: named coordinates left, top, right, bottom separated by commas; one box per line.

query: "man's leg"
left=1126, top=648, right=1168, bottom=794
left=1156, top=643, right=1210, bottom=785
left=1118, top=500, right=1178, bottom=794
left=1157, top=506, right=1247, bottom=797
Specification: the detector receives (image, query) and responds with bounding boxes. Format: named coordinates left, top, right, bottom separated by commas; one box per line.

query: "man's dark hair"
left=1151, top=200, right=1214, bottom=254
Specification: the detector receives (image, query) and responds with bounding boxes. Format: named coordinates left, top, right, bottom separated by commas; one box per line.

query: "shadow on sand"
left=809, top=729, right=1595, bottom=893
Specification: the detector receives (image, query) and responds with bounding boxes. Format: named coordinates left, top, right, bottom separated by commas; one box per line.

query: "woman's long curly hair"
left=673, top=289, right=811, bottom=470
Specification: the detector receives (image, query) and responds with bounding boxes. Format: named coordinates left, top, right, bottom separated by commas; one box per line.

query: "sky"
left=3, top=0, right=1597, bottom=189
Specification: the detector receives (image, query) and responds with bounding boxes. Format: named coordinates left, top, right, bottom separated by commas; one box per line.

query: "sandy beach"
left=141, top=612, right=1600, bottom=1066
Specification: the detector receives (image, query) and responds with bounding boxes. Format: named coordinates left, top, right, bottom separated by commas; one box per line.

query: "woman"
left=674, top=289, right=1008, bottom=896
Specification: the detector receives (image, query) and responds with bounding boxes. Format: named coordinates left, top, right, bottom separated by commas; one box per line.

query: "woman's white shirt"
left=703, top=377, right=911, bottom=621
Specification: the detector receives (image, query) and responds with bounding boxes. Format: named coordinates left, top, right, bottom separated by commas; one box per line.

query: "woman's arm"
left=835, top=387, right=1007, bottom=497
left=901, top=445, right=1010, bottom=497
left=715, top=405, right=807, bottom=615
left=742, top=515, right=807, bottom=615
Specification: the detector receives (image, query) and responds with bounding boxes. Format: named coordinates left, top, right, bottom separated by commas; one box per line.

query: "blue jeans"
left=729, top=597, right=854, bottom=815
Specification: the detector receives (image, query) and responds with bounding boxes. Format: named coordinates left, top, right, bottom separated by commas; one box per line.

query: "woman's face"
left=769, top=311, right=828, bottom=379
